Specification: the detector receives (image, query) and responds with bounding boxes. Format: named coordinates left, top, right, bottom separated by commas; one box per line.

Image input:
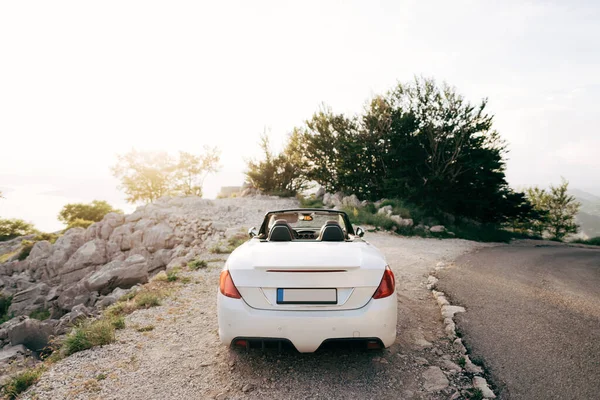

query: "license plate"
left=276, top=288, right=337, bottom=304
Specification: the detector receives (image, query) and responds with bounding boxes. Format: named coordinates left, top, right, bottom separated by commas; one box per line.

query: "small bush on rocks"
left=298, top=195, right=324, bottom=208
left=136, top=325, right=155, bottom=332
left=0, top=295, right=13, bottom=324
left=227, top=234, right=247, bottom=251
left=187, top=259, right=208, bottom=270
left=209, top=244, right=227, bottom=254
left=135, top=291, right=162, bottom=308
left=29, top=308, right=51, bottom=321
left=110, top=315, right=126, bottom=330
left=167, top=268, right=180, bottom=282
left=63, top=319, right=115, bottom=356
left=2, top=366, right=45, bottom=399
left=152, top=271, right=168, bottom=282
left=17, top=240, right=35, bottom=261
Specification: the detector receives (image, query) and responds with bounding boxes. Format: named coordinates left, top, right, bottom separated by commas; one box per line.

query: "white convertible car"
left=217, top=208, right=397, bottom=353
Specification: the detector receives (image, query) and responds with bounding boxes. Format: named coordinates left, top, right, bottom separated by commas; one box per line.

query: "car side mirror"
left=248, top=227, right=258, bottom=238
left=355, top=226, right=364, bottom=237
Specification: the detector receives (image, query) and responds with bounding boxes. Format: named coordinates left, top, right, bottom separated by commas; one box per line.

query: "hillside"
left=572, top=189, right=600, bottom=238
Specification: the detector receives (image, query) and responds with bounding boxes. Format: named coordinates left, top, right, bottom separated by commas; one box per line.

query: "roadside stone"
left=0, top=344, right=30, bottom=363
left=441, top=305, right=466, bottom=319
left=453, top=338, right=467, bottom=354
left=377, top=205, right=393, bottom=216
left=422, top=366, right=449, bottom=391
left=7, top=318, right=55, bottom=351
left=430, top=225, right=446, bottom=233
left=414, top=356, right=429, bottom=365
left=241, top=383, right=255, bottom=393
left=473, top=376, right=496, bottom=398
left=440, top=359, right=462, bottom=373
left=464, top=355, right=484, bottom=374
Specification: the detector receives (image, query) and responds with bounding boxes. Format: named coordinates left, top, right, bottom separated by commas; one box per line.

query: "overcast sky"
left=1, top=0, right=599, bottom=231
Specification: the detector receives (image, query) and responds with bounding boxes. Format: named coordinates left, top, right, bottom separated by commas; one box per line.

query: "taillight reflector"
left=220, top=270, right=242, bottom=299
left=373, top=266, right=395, bottom=299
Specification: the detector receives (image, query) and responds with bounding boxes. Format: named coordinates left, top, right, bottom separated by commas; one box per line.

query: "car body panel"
left=217, top=209, right=398, bottom=352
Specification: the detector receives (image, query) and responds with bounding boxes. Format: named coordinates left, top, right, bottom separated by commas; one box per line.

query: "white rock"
left=422, top=366, right=449, bottom=391
left=430, top=225, right=446, bottom=233
left=441, top=305, right=466, bottom=319
left=464, top=355, right=484, bottom=374
left=473, top=376, right=496, bottom=398
left=377, top=205, right=393, bottom=216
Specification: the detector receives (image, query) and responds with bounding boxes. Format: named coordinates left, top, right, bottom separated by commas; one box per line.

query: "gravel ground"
left=23, top=228, right=492, bottom=400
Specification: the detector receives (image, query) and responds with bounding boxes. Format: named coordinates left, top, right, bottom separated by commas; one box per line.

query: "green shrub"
left=0, top=295, right=13, bottom=324
left=574, top=236, right=600, bottom=246
left=227, top=234, right=247, bottom=251
left=17, top=240, right=35, bottom=261
left=343, top=206, right=415, bottom=236
left=29, top=308, right=51, bottom=321
left=0, top=218, right=36, bottom=242
left=167, top=270, right=179, bottom=282
left=187, top=259, right=208, bottom=270
left=451, top=224, right=514, bottom=243
left=2, top=366, right=44, bottom=399
left=63, top=319, right=115, bottom=356
left=136, top=325, right=154, bottom=332
left=110, top=315, right=126, bottom=330
left=65, top=218, right=94, bottom=231
left=135, top=291, right=162, bottom=308
left=209, top=245, right=227, bottom=254
left=33, top=232, right=60, bottom=243
left=298, top=195, right=324, bottom=208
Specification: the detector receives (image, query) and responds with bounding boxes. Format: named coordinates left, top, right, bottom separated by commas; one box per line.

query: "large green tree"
left=300, top=77, right=532, bottom=223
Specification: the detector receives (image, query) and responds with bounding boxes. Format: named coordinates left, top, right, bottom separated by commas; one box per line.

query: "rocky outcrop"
left=84, top=255, right=148, bottom=295
left=6, top=317, right=56, bottom=351
left=0, top=195, right=298, bottom=353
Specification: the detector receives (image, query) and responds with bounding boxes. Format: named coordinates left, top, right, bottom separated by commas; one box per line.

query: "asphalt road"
left=436, top=241, right=600, bottom=400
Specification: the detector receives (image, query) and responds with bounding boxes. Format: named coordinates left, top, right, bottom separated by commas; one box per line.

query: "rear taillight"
left=220, top=270, right=241, bottom=299
left=373, top=266, right=395, bottom=299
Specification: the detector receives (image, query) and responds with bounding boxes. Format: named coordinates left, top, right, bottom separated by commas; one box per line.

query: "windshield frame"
left=258, top=208, right=355, bottom=237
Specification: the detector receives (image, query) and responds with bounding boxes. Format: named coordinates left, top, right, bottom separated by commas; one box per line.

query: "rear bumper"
left=217, top=291, right=397, bottom=353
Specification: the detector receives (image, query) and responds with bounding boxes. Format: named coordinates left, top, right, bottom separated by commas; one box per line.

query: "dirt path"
left=24, top=233, right=491, bottom=400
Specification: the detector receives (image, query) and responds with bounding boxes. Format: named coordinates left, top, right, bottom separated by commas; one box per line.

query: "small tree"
left=173, top=147, right=221, bottom=197
left=112, top=150, right=176, bottom=203
left=524, top=187, right=551, bottom=237
left=546, top=179, right=580, bottom=240
left=245, top=130, right=309, bottom=196
left=0, top=218, right=36, bottom=241
left=524, top=179, right=580, bottom=240
left=58, top=200, right=122, bottom=227
left=113, top=149, right=220, bottom=203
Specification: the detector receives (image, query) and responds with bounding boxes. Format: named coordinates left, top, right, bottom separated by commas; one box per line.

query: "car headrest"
left=268, top=225, right=293, bottom=242
left=319, top=224, right=345, bottom=242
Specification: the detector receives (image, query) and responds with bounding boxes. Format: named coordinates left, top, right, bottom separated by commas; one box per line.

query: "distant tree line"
left=246, top=77, right=534, bottom=224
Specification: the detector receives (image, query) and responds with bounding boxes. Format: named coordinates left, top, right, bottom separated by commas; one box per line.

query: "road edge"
left=428, top=262, right=497, bottom=400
